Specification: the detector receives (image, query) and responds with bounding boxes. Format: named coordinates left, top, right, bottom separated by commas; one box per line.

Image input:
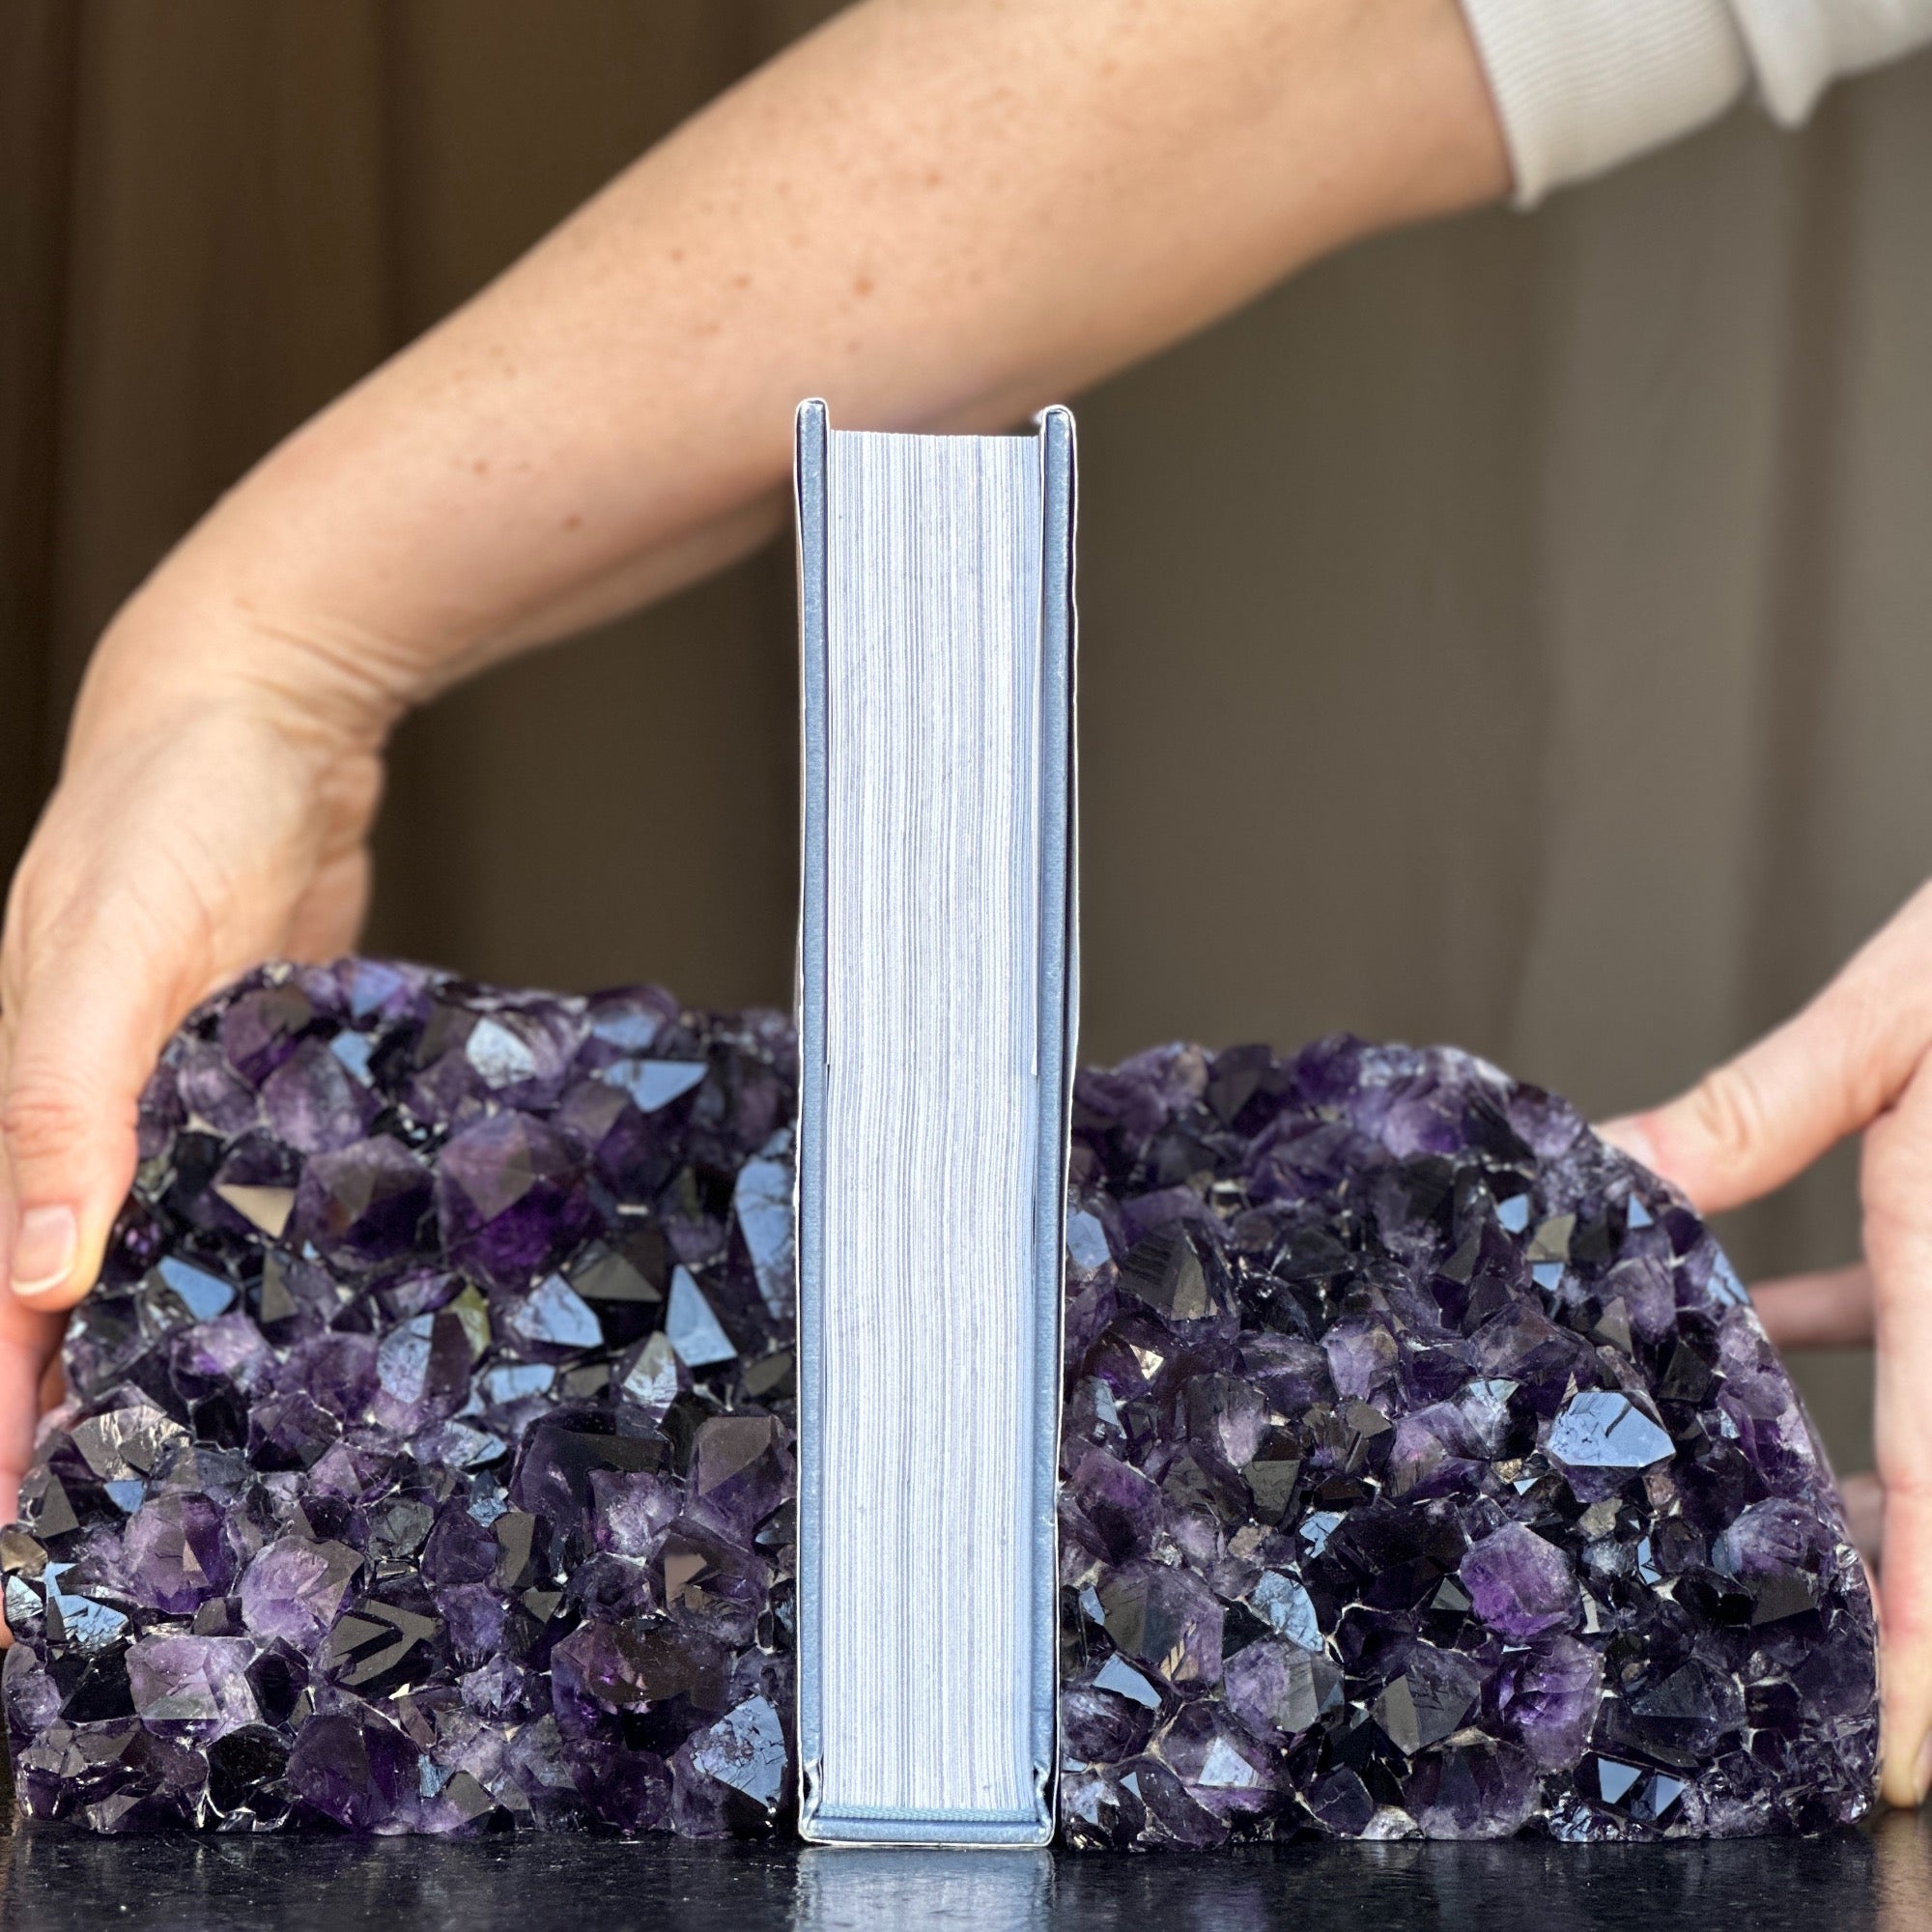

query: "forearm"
left=79, top=0, right=1506, bottom=748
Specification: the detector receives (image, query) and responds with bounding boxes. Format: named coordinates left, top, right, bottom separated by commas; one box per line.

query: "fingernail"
left=1916, top=1730, right=1932, bottom=1807
left=11, top=1205, right=77, bottom=1297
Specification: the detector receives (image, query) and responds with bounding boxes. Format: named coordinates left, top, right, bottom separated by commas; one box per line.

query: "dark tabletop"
left=2, top=1812, right=1927, bottom=1932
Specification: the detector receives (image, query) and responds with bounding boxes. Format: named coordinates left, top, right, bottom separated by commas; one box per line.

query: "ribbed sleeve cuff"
left=1459, top=0, right=1751, bottom=207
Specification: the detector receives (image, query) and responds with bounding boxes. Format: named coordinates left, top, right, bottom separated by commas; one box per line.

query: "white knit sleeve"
left=1731, top=0, right=1932, bottom=122
left=1458, top=0, right=1749, bottom=207
left=1459, top=0, right=1932, bottom=206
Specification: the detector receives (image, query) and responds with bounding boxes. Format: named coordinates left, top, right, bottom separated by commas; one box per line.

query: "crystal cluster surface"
left=5, top=964, right=796, bottom=1836
left=1055, top=1037, right=1874, bottom=1844
left=2, top=965, right=1875, bottom=1841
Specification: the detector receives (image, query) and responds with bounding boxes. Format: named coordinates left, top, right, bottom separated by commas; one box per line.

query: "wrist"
left=71, top=555, right=415, bottom=777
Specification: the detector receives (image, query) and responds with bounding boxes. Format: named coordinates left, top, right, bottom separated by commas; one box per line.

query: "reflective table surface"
left=2, top=1813, right=1928, bottom=1932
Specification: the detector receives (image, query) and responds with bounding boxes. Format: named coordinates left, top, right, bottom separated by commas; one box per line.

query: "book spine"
left=1029, top=405, right=1078, bottom=1832
left=792, top=397, right=831, bottom=1835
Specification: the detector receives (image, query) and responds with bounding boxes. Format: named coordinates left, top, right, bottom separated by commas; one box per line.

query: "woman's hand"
left=1602, top=881, right=1932, bottom=1810
left=0, top=595, right=388, bottom=1530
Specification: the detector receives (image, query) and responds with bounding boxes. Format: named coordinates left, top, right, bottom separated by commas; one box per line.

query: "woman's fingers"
left=0, top=1298, right=63, bottom=1523
left=1841, top=1471, right=1885, bottom=1571
left=0, top=1295, right=66, bottom=1643
left=0, top=891, right=183, bottom=1314
left=1750, top=1263, right=1876, bottom=1349
left=1600, top=886, right=1932, bottom=1215
left=1862, top=1063, right=1932, bottom=1807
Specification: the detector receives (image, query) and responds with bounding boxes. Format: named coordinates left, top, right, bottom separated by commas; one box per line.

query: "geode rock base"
left=2, top=963, right=1877, bottom=1840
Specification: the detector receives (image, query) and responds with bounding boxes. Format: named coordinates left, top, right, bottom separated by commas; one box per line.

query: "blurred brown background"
left=5, top=2, right=1931, bottom=1471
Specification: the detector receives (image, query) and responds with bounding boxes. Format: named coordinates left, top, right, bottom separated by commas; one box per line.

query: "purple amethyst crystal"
left=1054, top=1037, right=1875, bottom=1846
left=1458, top=1522, right=1579, bottom=1640
left=6, top=963, right=796, bottom=1837
left=3, top=966, right=1875, bottom=1844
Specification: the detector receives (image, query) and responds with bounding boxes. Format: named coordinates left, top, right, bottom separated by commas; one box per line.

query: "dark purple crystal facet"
left=3, top=966, right=1875, bottom=1844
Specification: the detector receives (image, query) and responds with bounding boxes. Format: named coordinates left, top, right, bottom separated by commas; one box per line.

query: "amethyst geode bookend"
left=2, top=963, right=1877, bottom=1840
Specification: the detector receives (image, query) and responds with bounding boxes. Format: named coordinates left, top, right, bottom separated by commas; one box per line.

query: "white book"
left=793, top=400, right=1077, bottom=1846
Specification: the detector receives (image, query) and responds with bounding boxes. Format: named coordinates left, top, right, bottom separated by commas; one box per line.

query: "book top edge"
left=827, top=426, right=1039, bottom=448
left=797, top=396, right=1073, bottom=444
